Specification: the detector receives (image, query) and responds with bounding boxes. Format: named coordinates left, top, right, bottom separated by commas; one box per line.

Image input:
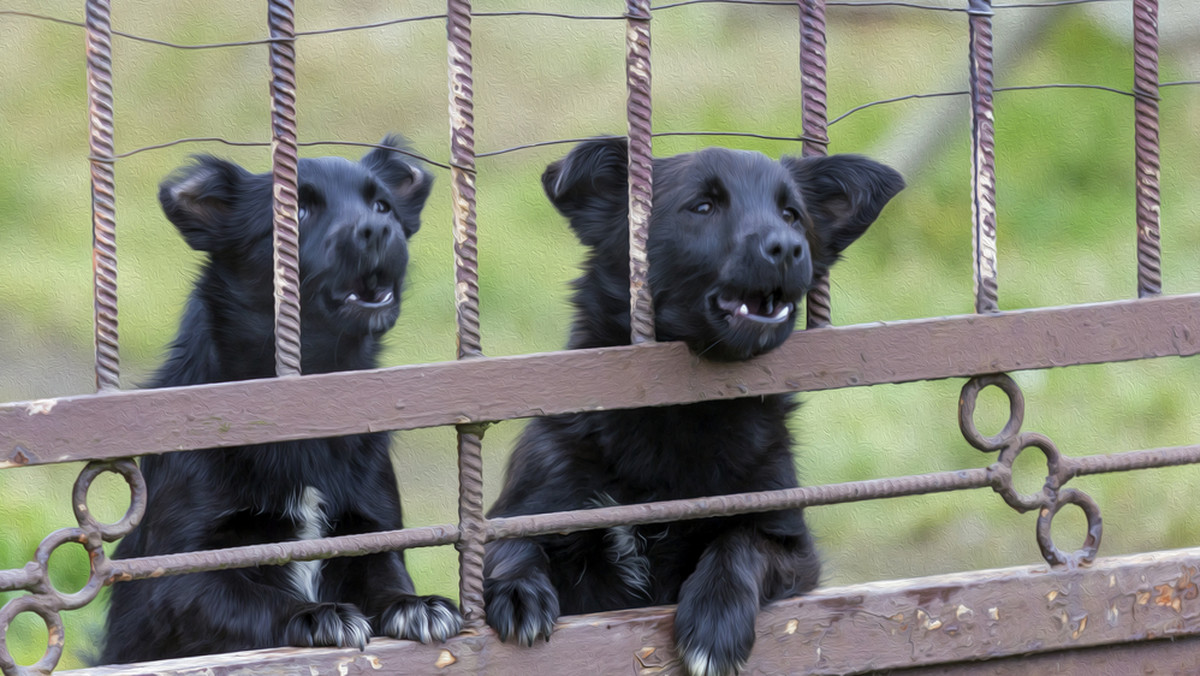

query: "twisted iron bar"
left=0, top=459, right=144, bottom=676
left=626, top=0, right=656, bottom=344
left=268, top=0, right=302, bottom=377
left=969, top=0, right=999, bottom=314
left=799, top=0, right=833, bottom=329
left=1133, top=0, right=1162, bottom=297
left=447, top=0, right=488, bottom=630
left=85, top=0, right=119, bottom=392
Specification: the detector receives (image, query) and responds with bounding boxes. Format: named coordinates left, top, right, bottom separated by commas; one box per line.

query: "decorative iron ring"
left=32, top=528, right=106, bottom=611
left=0, top=596, right=64, bottom=676
left=71, top=458, right=145, bottom=541
left=991, top=432, right=1063, bottom=513
left=1036, top=488, right=1103, bottom=568
left=959, top=373, right=1025, bottom=452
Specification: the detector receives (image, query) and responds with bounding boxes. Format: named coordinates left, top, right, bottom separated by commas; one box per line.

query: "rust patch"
left=1149, top=566, right=1198, bottom=614
left=8, top=446, right=30, bottom=466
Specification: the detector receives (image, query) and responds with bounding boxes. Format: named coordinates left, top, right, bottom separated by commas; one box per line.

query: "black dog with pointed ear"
left=100, top=136, right=462, bottom=665
left=484, top=138, right=903, bottom=676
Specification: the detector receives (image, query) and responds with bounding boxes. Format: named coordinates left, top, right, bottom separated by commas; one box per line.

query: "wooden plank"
left=879, top=635, right=1200, bottom=675
left=71, top=546, right=1200, bottom=676
left=4, top=295, right=1200, bottom=468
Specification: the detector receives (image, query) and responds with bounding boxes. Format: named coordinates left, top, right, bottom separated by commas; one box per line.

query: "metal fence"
left=2, top=0, right=1200, bottom=674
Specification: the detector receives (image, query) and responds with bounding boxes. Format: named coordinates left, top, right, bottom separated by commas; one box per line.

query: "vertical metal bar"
left=447, top=0, right=486, bottom=629
left=86, top=0, right=119, bottom=391
left=968, top=0, right=999, bottom=314
left=268, top=0, right=302, bottom=376
left=626, top=0, right=655, bottom=344
left=799, top=0, right=832, bottom=329
left=1133, top=0, right=1161, bottom=297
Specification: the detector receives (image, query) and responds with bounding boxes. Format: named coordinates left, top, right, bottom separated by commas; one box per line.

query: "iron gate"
left=2, top=0, right=1200, bottom=674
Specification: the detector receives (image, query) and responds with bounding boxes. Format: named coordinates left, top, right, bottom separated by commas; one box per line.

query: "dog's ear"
left=159, top=156, right=262, bottom=253
left=542, top=136, right=629, bottom=246
left=361, top=135, right=433, bottom=237
left=782, top=154, right=904, bottom=268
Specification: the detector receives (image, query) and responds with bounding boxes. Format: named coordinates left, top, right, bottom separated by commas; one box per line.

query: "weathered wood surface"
left=5, top=295, right=1200, bottom=469
left=72, top=546, right=1200, bottom=675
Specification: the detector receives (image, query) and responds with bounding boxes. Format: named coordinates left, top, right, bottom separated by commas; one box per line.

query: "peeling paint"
left=26, top=398, right=58, bottom=414
left=435, top=650, right=456, bottom=668
left=988, top=607, right=999, bottom=621
left=366, top=655, right=382, bottom=670
left=1071, top=615, right=1088, bottom=639
left=1046, top=590, right=1058, bottom=602
left=955, top=604, right=973, bottom=621
left=784, top=619, right=799, bottom=635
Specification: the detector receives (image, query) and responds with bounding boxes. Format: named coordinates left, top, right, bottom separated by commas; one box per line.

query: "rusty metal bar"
left=268, top=0, right=302, bottom=377
left=1133, top=0, right=1161, bottom=298
left=446, top=0, right=487, bottom=629
left=799, top=0, right=833, bottom=329
left=8, top=440, right=1194, bottom=596
left=5, top=294, right=1200, bottom=469
left=61, top=547, right=1200, bottom=676
left=968, top=0, right=999, bottom=313
left=626, top=0, right=655, bottom=344
left=85, top=0, right=119, bottom=391
left=488, top=467, right=993, bottom=541
left=100, top=524, right=460, bottom=585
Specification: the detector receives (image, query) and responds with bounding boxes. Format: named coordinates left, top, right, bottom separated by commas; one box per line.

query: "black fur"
left=483, top=138, right=903, bottom=676
left=100, top=136, right=463, bottom=664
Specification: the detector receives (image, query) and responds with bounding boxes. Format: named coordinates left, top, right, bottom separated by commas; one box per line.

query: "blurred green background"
left=2, top=0, right=1200, bottom=668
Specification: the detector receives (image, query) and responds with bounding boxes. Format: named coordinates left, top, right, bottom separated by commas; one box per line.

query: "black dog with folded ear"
left=100, top=136, right=462, bottom=664
left=484, top=138, right=903, bottom=676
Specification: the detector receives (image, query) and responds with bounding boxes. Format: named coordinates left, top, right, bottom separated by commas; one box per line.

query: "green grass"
left=2, top=1, right=1200, bottom=669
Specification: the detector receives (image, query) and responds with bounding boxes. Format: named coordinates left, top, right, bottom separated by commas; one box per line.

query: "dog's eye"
left=782, top=207, right=800, bottom=225
left=374, top=200, right=391, bottom=214
left=689, top=201, right=713, bottom=215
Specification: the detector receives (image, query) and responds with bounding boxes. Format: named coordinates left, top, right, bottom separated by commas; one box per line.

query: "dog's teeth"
left=737, top=303, right=750, bottom=317
left=380, top=290, right=394, bottom=304
left=347, top=292, right=360, bottom=303
left=772, top=303, right=791, bottom=320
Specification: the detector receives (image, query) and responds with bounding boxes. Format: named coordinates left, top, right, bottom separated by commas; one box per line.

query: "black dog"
left=101, top=137, right=462, bottom=664
left=483, top=138, right=903, bottom=676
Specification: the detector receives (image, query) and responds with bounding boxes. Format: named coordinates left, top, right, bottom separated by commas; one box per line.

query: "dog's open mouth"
left=343, top=271, right=396, bottom=309
left=714, top=290, right=794, bottom=324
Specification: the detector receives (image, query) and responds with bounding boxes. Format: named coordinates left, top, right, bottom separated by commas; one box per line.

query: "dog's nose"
left=760, top=228, right=807, bottom=268
left=354, top=222, right=393, bottom=251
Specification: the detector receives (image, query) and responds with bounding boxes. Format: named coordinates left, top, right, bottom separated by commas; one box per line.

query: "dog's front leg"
left=323, top=551, right=463, bottom=643
left=674, top=528, right=771, bottom=676
left=483, top=537, right=560, bottom=645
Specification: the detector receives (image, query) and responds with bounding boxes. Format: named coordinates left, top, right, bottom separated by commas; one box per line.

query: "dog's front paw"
left=674, top=593, right=756, bottom=676
left=484, top=574, right=559, bottom=646
left=377, top=595, right=463, bottom=643
left=285, top=602, right=372, bottom=650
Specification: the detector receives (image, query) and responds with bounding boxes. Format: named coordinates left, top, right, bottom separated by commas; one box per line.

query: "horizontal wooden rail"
left=4, top=294, right=1200, bottom=469
left=71, top=546, right=1200, bottom=675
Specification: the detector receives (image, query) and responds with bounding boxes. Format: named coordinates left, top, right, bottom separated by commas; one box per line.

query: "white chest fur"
left=285, top=486, right=329, bottom=602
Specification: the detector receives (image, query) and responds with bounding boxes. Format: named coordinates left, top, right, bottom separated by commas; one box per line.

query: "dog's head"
left=159, top=135, right=432, bottom=340
left=544, top=137, right=903, bottom=360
